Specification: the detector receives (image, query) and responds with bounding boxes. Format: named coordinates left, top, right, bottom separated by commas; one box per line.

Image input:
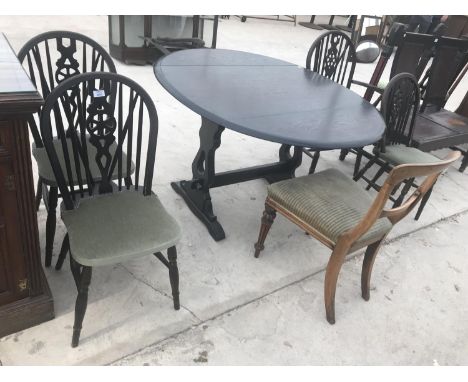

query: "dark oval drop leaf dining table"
left=154, top=48, right=386, bottom=241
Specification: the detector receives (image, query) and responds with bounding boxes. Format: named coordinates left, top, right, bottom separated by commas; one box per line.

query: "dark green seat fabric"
left=268, top=168, right=392, bottom=250
left=33, top=138, right=135, bottom=186
left=374, top=145, right=440, bottom=166
left=61, top=191, right=181, bottom=267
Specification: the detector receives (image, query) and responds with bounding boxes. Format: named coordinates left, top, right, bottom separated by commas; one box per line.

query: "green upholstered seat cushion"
left=61, top=191, right=181, bottom=267
left=374, top=145, right=440, bottom=165
left=32, top=138, right=135, bottom=186
left=267, top=169, right=392, bottom=250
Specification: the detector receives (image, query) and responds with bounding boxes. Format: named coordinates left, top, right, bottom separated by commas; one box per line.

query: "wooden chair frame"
left=254, top=151, right=460, bottom=324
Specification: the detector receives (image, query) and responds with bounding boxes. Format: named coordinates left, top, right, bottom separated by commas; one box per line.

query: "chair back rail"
left=447, top=61, right=468, bottom=100
left=306, top=30, right=356, bottom=88
left=344, top=151, right=460, bottom=245
left=455, top=90, right=468, bottom=117
left=39, top=72, right=158, bottom=210
left=361, top=31, right=434, bottom=104
left=17, top=31, right=117, bottom=147
left=420, top=36, right=468, bottom=112
left=380, top=73, right=420, bottom=149
left=391, top=32, right=436, bottom=79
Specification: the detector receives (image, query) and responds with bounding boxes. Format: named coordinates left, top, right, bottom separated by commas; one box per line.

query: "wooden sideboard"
left=0, top=33, right=54, bottom=337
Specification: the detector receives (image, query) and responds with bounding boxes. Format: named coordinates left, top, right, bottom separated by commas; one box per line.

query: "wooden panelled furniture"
left=0, top=33, right=54, bottom=337
left=411, top=36, right=468, bottom=172
left=344, top=32, right=468, bottom=178
left=444, top=15, right=468, bottom=39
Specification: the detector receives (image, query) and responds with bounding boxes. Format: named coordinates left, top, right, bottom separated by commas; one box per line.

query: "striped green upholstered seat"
left=61, top=191, right=181, bottom=267
left=268, top=169, right=392, bottom=250
left=374, top=145, right=440, bottom=166
left=33, top=138, right=135, bottom=186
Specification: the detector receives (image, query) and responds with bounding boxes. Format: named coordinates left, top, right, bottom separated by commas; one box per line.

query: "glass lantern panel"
left=110, top=16, right=120, bottom=45
left=200, top=16, right=216, bottom=47
left=151, top=16, right=195, bottom=39
left=124, top=15, right=145, bottom=47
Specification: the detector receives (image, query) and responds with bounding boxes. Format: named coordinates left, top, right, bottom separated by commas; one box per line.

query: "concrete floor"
left=0, top=15, right=467, bottom=365
left=114, top=212, right=468, bottom=366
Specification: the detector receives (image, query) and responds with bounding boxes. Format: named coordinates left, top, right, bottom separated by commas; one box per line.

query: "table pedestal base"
left=171, top=180, right=226, bottom=240
left=173, top=118, right=302, bottom=241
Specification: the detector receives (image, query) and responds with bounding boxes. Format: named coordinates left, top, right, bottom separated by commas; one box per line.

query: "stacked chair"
left=347, top=30, right=468, bottom=218
left=17, top=31, right=117, bottom=268
left=353, top=74, right=442, bottom=218
left=350, top=30, right=468, bottom=176
left=18, top=32, right=181, bottom=347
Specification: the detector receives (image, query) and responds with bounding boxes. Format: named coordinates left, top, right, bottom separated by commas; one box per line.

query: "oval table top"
left=154, top=49, right=385, bottom=150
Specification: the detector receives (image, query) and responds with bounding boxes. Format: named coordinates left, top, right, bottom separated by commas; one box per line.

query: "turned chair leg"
left=308, top=151, right=321, bottom=174
left=361, top=237, right=386, bottom=301
left=254, top=204, right=277, bottom=258
left=55, top=233, right=70, bottom=270
left=70, top=258, right=92, bottom=348
left=167, top=246, right=180, bottom=310
left=324, top=242, right=350, bottom=324
left=45, top=186, right=58, bottom=267
left=35, top=177, right=43, bottom=211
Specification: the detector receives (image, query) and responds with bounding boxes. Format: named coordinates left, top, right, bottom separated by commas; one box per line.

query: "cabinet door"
left=0, top=122, right=28, bottom=305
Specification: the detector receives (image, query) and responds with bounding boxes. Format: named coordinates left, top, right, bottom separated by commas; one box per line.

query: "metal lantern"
left=108, top=15, right=219, bottom=65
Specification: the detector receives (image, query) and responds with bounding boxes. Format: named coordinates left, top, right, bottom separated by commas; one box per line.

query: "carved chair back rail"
left=17, top=31, right=117, bottom=148
left=380, top=73, right=421, bottom=148
left=40, top=72, right=156, bottom=203
left=306, top=30, right=356, bottom=88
